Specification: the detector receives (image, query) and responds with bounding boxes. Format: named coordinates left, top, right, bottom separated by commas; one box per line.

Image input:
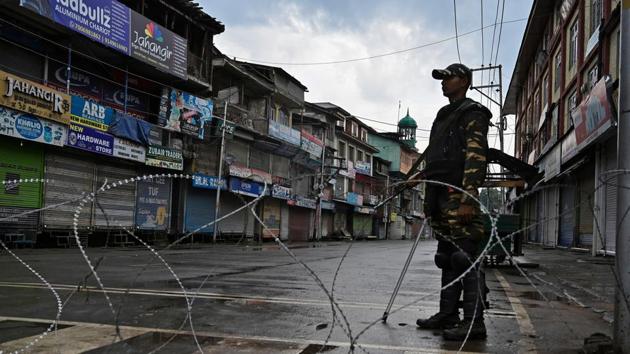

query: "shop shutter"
left=577, top=169, right=595, bottom=247
left=352, top=214, right=372, bottom=237
left=289, top=207, right=310, bottom=241
left=218, top=193, right=254, bottom=237
left=0, top=139, right=44, bottom=209
left=43, top=153, right=95, bottom=229
left=93, top=163, right=137, bottom=228
left=280, top=204, right=289, bottom=240
left=604, top=143, right=617, bottom=253
left=559, top=183, right=576, bottom=247
left=184, top=185, right=216, bottom=234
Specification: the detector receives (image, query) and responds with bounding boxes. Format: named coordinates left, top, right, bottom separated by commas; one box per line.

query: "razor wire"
left=1, top=169, right=630, bottom=353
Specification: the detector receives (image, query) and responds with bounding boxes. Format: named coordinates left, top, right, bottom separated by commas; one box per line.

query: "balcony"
left=222, top=104, right=268, bottom=136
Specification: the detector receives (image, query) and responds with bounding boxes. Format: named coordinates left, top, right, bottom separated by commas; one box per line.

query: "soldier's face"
left=441, top=76, right=468, bottom=98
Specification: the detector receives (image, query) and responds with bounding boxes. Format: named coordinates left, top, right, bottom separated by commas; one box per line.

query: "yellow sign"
left=390, top=212, right=397, bottom=222
left=0, top=70, right=71, bottom=125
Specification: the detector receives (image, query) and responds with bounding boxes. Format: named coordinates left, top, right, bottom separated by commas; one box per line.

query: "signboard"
left=339, top=161, right=356, bottom=179
left=0, top=106, right=67, bottom=146
left=573, top=77, right=615, bottom=151
left=0, top=70, right=71, bottom=124
left=355, top=161, right=371, bottom=176
left=320, top=201, right=335, bottom=211
left=271, top=184, right=292, bottom=200
left=354, top=206, right=375, bottom=215
left=269, top=119, right=300, bottom=146
left=21, top=0, right=188, bottom=79
left=102, top=84, right=148, bottom=116
left=20, top=0, right=131, bottom=54
left=113, top=137, right=146, bottom=162
left=229, top=164, right=252, bottom=179
left=66, top=123, right=114, bottom=155
left=48, top=62, right=102, bottom=98
left=192, top=174, right=226, bottom=190
left=135, top=176, right=171, bottom=230
left=300, top=130, right=323, bottom=157
left=249, top=168, right=272, bottom=184
left=346, top=192, right=363, bottom=206
left=70, top=95, right=114, bottom=131
left=130, top=11, right=188, bottom=79
left=295, top=196, right=317, bottom=209
left=158, top=88, right=212, bottom=138
left=229, top=177, right=265, bottom=197
left=145, top=145, right=183, bottom=170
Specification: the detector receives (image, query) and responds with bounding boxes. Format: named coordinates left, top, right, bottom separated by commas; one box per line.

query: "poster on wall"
left=135, top=176, right=171, bottom=230
left=262, top=203, right=280, bottom=238
left=158, top=88, right=213, bottom=138
left=572, top=77, right=615, bottom=151
left=0, top=107, right=67, bottom=147
left=0, top=70, right=71, bottom=124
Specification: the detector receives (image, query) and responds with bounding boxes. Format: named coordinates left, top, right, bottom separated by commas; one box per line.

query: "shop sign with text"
left=300, top=130, right=323, bottom=157
left=0, top=106, right=67, bottom=146
left=113, top=137, right=146, bottom=162
left=145, top=145, right=183, bottom=170
left=573, top=77, right=615, bottom=151
left=269, top=119, right=300, bottom=146
left=0, top=70, right=71, bottom=124
left=136, top=176, right=171, bottom=230
left=66, top=123, right=114, bottom=155
left=192, top=174, right=226, bottom=190
left=71, top=95, right=114, bottom=131
left=229, top=178, right=265, bottom=197
left=271, top=184, right=291, bottom=200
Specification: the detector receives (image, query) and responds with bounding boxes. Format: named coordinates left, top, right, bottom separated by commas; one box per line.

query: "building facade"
left=505, top=0, right=620, bottom=255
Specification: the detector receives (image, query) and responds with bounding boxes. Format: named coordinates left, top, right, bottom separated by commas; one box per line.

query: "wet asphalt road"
left=0, top=240, right=612, bottom=353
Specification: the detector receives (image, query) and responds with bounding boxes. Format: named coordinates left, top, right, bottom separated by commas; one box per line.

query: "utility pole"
left=212, top=101, right=229, bottom=243
left=316, top=129, right=327, bottom=241
left=614, top=0, right=630, bottom=351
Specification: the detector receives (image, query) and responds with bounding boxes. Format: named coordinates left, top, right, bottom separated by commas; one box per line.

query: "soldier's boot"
left=417, top=270, right=461, bottom=329
left=442, top=318, right=487, bottom=340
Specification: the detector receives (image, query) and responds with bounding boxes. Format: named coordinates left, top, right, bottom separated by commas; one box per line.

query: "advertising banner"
left=21, top=0, right=188, bottom=79
left=20, top=0, right=130, bottom=54
left=192, top=174, right=226, bottom=190
left=271, top=184, right=292, bottom=200
left=66, top=123, right=114, bottom=155
left=573, top=77, right=615, bottom=151
left=145, top=145, right=183, bottom=170
left=158, top=88, right=213, bottom=138
left=102, top=83, right=148, bottom=115
left=135, top=176, right=171, bottom=230
left=229, top=177, right=265, bottom=197
left=71, top=95, right=114, bottom=131
left=48, top=61, right=102, bottom=98
left=249, top=168, right=272, bottom=184
left=320, top=201, right=335, bottom=211
left=300, top=130, right=323, bottom=157
left=228, top=164, right=252, bottom=179
left=0, top=106, right=67, bottom=146
left=0, top=70, right=71, bottom=124
left=269, top=119, right=300, bottom=146
left=130, top=11, right=187, bottom=79
left=113, top=137, right=146, bottom=162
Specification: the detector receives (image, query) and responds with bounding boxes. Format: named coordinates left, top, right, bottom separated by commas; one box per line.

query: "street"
left=0, top=240, right=612, bottom=353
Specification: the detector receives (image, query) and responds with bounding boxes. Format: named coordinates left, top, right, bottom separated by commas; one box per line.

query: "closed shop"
left=218, top=192, right=255, bottom=238
left=321, top=212, right=333, bottom=238
left=603, top=139, right=617, bottom=254
left=352, top=213, right=372, bottom=238
left=184, top=185, right=216, bottom=234
left=0, top=138, right=43, bottom=233
left=576, top=163, right=595, bottom=248
left=94, top=163, right=137, bottom=228
left=526, top=196, right=540, bottom=243
left=135, top=176, right=172, bottom=232
left=542, top=187, right=559, bottom=247
left=43, top=152, right=95, bottom=230
left=288, top=206, right=311, bottom=241
left=558, top=182, right=576, bottom=248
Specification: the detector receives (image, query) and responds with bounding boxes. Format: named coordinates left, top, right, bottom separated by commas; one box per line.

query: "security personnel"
left=416, top=63, right=491, bottom=340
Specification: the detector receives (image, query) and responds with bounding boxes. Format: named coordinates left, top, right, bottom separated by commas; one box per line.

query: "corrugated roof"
left=166, top=0, right=225, bottom=33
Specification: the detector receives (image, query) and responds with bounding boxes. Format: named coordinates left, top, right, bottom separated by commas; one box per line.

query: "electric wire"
left=453, top=0, right=463, bottom=63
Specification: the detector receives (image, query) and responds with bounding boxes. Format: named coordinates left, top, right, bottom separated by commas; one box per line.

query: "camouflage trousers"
left=429, top=192, right=485, bottom=245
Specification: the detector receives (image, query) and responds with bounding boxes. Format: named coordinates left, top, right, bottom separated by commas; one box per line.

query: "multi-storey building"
left=505, top=0, right=620, bottom=255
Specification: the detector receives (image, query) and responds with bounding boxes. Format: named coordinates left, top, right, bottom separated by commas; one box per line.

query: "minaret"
left=397, top=108, right=417, bottom=148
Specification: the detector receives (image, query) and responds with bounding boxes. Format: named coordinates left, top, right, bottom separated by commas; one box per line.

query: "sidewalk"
left=515, top=244, right=616, bottom=324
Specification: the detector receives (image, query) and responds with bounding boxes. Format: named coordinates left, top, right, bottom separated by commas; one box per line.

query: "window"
left=360, top=128, right=368, bottom=142
left=351, top=122, right=359, bottom=137
left=357, top=150, right=363, bottom=162
left=554, top=51, right=562, bottom=91
left=569, top=20, right=579, bottom=70
left=338, top=141, right=346, bottom=159
left=590, top=0, right=602, bottom=36
left=348, top=146, right=355, bottom=163
left=565, top=89, right=578, bottom=132
left=587, top=65, right=598, bottom=90
left=542, top=74, right=549, bottom=108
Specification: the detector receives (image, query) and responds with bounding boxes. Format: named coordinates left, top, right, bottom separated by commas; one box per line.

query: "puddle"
left=516, top=291, right=566, bottom=302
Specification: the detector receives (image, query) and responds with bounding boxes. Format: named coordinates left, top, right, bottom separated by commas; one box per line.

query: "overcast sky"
left=200, top=0, right=533, bottom=154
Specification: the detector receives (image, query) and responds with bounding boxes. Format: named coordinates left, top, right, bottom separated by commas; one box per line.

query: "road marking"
left=0, top=281, right=515, bottom=318
left=494, top=269, right=537, bottom=353
left=0, top=323, right=146, bottom=353
left=0, top=316, right=480, bottom=354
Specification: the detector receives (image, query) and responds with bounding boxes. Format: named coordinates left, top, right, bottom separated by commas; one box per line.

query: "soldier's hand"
left=457, top=204, right=475, bottom=224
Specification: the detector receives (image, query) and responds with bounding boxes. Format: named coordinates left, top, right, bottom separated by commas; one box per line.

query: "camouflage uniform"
left=423, top=97, right=491, bottom=324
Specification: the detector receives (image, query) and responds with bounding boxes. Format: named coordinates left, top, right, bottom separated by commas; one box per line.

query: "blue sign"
left=192, top=174, right=226, bottom=190
left=66, top=123, right=114, bottom=155
left=271, top=184, right=292, bottom=200
left=321, top=201, right=335, bottom=211
left=21, top=0, right=131, bottom=54
left=269, top=120, right=301, bottom=146
left=346, top=192, right=363, bottom=206
left=136, top=176, right=171, bottom=230
left=71, top=95, right=114, bottom=131
left=354, top=161, right=372, bottom=175
left=158, top=88, right=213, bottom=139
left=0, top=107, right=67, bottom=147
left=229, top=178, right=265, bottom=198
